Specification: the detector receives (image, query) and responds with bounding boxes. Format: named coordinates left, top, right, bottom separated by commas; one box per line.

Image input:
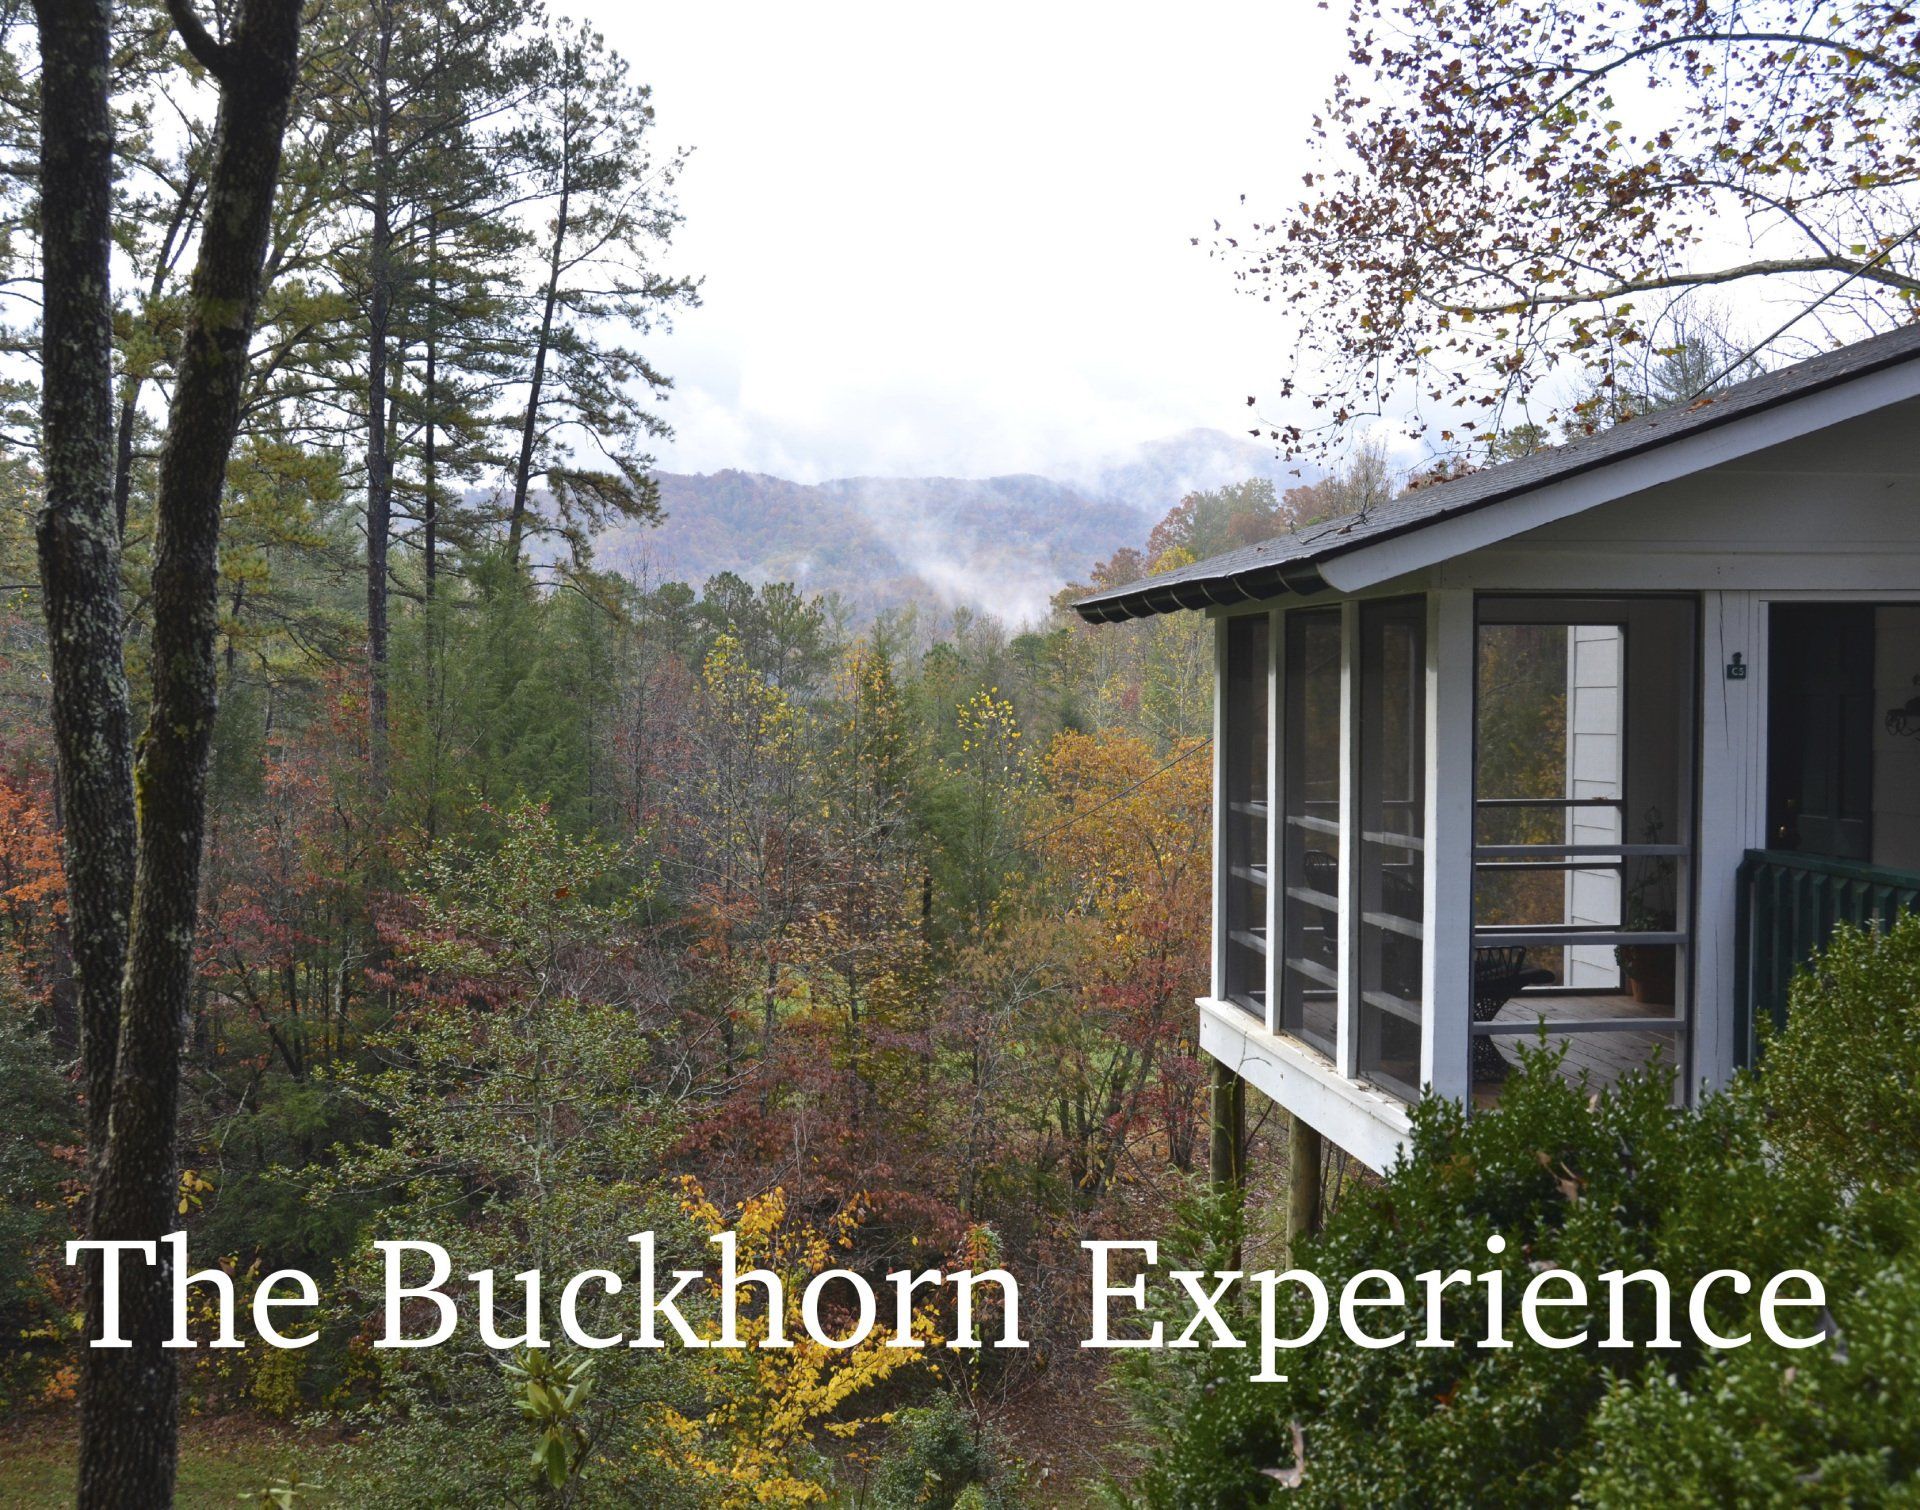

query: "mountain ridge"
left=593, top=428, right=1315, bottom=623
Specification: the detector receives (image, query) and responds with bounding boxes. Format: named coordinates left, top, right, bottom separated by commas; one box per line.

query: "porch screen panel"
left=1222, top=614, right=1270, bottom=1017
left=1471, top=597, right=1696, bottom=1106
left=1280, top=609, right=1341, bottom=1056
left=1357, top=599, right=1426, bottom=1098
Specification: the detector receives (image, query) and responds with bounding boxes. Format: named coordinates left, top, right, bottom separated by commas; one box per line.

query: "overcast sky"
left=583, top=2, right=1344, bottom=483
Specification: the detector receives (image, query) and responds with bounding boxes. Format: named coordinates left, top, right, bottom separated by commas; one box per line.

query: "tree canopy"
left=1223, top=0, right=1920, bottom=454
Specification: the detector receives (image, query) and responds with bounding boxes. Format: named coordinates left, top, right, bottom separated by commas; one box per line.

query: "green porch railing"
left=1735, top=849, right=1920, bottom=1065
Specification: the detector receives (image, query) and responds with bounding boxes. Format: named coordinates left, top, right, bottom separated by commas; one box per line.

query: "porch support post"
left=1422, top=588, right=1475, bottom=1101
left=1335, top=599, right=1359, bottom=1078
left=1266, top=609, right=1282, bottom=1035
left=1210, top=614, right=1227, bottom=1002
left=1695, top=589, right=1759, bottom=1092
left=1208, top=1056, right=1245, bottom=1190
left=1287, top=1113, right=1323, bottom=1257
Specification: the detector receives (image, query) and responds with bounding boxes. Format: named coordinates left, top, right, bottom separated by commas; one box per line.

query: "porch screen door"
left=1356, top=598, right=1427, bottom=1099
left=1279, top=609, right=1341, bottom=1057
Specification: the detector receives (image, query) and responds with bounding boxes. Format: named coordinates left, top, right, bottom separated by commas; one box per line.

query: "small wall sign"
left=1726, top=652, right=1747, bottom=681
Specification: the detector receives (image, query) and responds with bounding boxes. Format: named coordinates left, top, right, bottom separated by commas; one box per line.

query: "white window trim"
left=1210, top=618, right=1227, bottom=1004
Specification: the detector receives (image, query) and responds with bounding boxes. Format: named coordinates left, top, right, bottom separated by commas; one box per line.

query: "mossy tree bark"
left=32, top=0, right=134, bottom=1183
left=34, top=10, right=138, bottom=1454
left=33, top=1, right=303, bottom=1503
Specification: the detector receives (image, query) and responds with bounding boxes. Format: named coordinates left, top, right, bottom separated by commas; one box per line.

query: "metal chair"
left=1471, top=945, right=1557, bottom=1083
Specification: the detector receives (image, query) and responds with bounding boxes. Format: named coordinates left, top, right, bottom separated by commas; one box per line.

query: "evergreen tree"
left=503, top=19, right=697, bottom=564
left=318, top=0, right=540, bottom=784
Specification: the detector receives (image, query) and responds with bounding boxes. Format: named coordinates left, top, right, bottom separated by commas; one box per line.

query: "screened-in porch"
left=1075, top=327, right=1920, bottom=1171
left=1213, top=592, right=1699, bottom=1120
left=1206, top=590, right=1920, bottom=1167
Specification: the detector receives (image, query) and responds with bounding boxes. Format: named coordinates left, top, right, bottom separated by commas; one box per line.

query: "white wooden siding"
left=1564, top=625, right=1624, bottom=987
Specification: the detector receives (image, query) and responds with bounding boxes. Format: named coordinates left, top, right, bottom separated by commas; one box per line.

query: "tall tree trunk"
left=506, top=152, right=570, bottom=565
left=423, top=210, right=438, bottom=597
left=72, top=3, right=302, bottom=1503
left=110, top=388, right=138, bottom=541
left=32, top=0, right=134, bottom=1183
left=33, top=17, right=137, bottom=1475
left=364, top=2, right=395, bottom=790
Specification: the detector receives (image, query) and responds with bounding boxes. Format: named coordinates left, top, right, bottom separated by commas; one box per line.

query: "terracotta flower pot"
left=1619, top=946, right=1676, bottom=1006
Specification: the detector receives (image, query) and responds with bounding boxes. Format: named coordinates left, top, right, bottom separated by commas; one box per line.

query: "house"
left=1073, top=326, right=1920, bottom=1177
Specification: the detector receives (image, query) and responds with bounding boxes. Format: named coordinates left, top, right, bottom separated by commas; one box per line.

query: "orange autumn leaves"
left=1031, top=729, right=1211, bottom=977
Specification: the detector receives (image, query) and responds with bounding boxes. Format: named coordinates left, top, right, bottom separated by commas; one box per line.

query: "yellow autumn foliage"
left=651, top=1179, right=934, bottom=1506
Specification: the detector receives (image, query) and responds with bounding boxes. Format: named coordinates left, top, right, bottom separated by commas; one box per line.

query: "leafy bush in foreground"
left=1121, top=915, right=1920, bottom=1508
left=1754, top=911, right=1920, bottom=1190
left=866, top=1392, right=1023, bottom=1509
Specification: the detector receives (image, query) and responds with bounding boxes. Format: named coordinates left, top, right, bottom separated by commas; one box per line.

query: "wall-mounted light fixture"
left=1887, top=675, right=1920, bottom=740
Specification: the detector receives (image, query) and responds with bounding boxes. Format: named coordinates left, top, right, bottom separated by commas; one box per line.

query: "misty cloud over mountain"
left=594, top=429, right=1318, bottom=624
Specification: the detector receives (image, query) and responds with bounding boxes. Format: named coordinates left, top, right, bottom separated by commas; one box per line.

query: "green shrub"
left=867, top=1393, right=1021, bottom=1509
left=1757, top=910, right=1920, bottom=1188
left=0, top=1012, right=77, bottom=1407
left=1122, top=914, right=1920, bottom=1507
left=1580, top=1180, right=1920, bottom=1506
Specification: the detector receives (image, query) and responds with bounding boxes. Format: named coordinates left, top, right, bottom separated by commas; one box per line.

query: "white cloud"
left=583, top=0, right=1342, bottom=481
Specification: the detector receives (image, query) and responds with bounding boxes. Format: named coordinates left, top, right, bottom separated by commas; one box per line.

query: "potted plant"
left=1615, top=808, right=1677, bottom=1005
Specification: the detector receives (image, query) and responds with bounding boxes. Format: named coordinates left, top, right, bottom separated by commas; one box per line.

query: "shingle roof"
left=1073, top=323, right=1920, bottom=623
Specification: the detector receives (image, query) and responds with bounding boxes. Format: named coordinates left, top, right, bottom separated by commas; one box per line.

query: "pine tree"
left=318, top=0, right=538, bottom=786
left=503, top=20, right=697, bottom=564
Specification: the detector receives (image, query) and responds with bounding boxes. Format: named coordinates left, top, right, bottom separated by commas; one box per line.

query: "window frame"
left=1218, top=611, right=1273, bottom=1020
left=1274, top=603, right=1345, bottom=1060
left=1351, top=595, right=1431, bottom=1101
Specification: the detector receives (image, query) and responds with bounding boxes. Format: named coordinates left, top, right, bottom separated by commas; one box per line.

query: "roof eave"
left=1070, top=551, right=1331, bottom=624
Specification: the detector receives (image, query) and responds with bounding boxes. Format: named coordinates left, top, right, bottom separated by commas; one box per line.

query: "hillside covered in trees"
left=0, top=4, right=1324, bottom=1477
left=588, top=430, right=1321, bottom=624
left=2, top=440, right=1295, bottom=1498
left=0, top=4, right=1335, bottom=1497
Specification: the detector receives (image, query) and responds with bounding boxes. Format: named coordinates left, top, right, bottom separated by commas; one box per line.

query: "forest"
left=1, top=463, right=1268, bottom=1500
left=0, top=7, right=1326, bottom=1497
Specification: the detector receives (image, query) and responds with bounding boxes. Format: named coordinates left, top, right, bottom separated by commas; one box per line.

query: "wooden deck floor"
left=1475, top=993, right=1680, bottom=1102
